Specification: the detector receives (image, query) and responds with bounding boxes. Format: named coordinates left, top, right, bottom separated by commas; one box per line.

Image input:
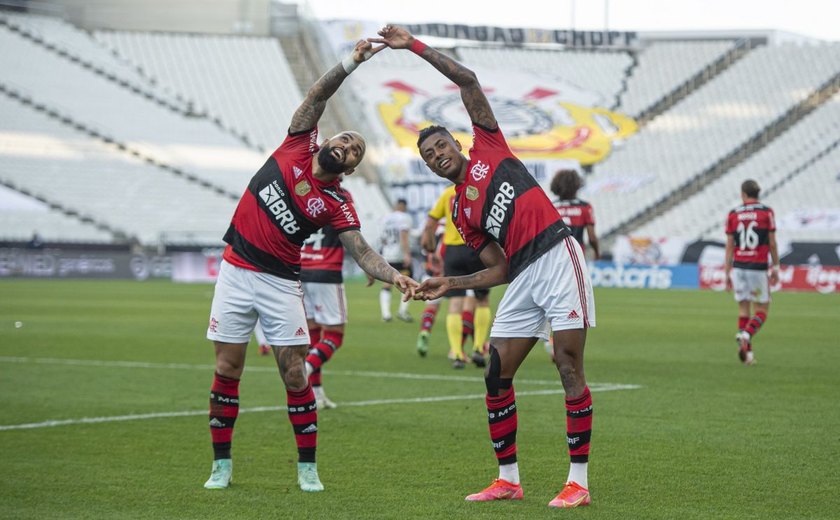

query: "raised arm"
left=339, top=229, right=418, bottom=297
left=369, top=25, right=497, bottom=129
left=289, top=40, right=384, bottom=133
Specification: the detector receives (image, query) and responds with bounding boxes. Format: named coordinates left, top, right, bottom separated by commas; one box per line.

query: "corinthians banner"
left=320, top=20, right=638, bottom=184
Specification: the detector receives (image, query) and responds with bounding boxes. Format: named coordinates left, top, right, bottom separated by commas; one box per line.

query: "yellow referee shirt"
left=428, top=185, right=465, bottom=246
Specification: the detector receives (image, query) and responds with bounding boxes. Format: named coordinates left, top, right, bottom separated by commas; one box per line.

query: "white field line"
left=0, top=356, right=641, bottom=431
left=0, top=385, right=640, bottom=432
left=0, top=356, right=624, bottom=387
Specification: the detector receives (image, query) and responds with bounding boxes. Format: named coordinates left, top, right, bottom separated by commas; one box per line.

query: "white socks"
left=380, top=289, right=392, bottom=319
left=498, top=462, right=520, bottom=485
left=567, top=462, right=588, bottom=489
left=398, top=299, right=410, bottom=315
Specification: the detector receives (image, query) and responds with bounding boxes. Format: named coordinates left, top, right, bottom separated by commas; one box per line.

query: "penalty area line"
left=0, top=384, right=640, bottom=432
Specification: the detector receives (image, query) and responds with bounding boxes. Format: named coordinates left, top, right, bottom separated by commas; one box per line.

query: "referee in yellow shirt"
left=419, top=185, right=492, bottom=368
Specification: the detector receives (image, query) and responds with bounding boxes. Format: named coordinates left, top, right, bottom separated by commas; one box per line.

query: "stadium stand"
left=0, top=23, right=262, bottom=197
left=636, top=91, right=840, bottom=241
left=0, top=11, right=190, bottom=113
left=618, top=40, right=737, bottom=117
left=457, top=46, right=633, bottom=107
left=94, top=31, right=302, bottom=153
left=585, top=42, right=840, bottom=237
left=0, top=94, right=237, bottom=244
left=2, top=7, right=838, bottom=253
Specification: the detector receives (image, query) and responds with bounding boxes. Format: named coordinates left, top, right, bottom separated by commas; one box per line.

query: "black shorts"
left=388, top=261, right=412, bottom=277
left=443, top=244, right=490, bottom=299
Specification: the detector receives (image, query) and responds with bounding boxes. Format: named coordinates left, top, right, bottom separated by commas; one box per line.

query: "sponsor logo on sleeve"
left=340, top=203, right=357, bottom=226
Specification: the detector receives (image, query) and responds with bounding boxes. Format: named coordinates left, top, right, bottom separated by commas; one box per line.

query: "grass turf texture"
left=1, top=279, right=838, bottom=519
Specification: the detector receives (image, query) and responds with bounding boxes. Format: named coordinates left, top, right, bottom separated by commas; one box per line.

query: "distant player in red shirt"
left=257, top=223, right=351, bottom=409
left=551, top=169, right=600, bottom=261
left=300, top=224, right=347, bottom=410
left=203, top=39, right=417, bottom=492
left=370, top=26, right=596, bottom=509
left=724, top=179, right=779, bottom=365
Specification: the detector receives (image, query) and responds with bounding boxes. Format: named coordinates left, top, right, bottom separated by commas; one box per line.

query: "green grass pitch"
left=1, top=279, right=838, bottom=519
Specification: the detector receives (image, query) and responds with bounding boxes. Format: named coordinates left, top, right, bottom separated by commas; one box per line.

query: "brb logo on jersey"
left=470, top=160, right=490, bottom=182
left=260, top=182, right=301, bottom=235
left=306, top=197, right=327, bottom=217
left=485, top=182, right=515, bottom=239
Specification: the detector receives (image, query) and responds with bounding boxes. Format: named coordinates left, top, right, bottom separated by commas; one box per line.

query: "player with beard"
left=370, top=26, right=596, bottom=509
left=203, top=39, right=418, bottom=493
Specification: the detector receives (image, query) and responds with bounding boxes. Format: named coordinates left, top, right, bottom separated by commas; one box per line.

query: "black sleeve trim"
left=288, top=127, right=315, bottom=137
left=473, top=121, right=500, bottom=133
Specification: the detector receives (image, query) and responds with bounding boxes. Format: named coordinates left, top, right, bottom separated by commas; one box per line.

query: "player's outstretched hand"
left=351, top=38, right=387, bottom=64
left=393, top=273, right=420, bottom=301
left=415, top=276, right=450, bottom=301
left=368, top=25, right=413, bottom=50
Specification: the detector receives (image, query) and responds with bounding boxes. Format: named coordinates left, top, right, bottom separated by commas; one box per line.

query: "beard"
left=317, top=146, right=345, bottom=174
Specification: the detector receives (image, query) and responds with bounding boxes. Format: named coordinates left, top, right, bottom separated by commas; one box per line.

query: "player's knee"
left=484, top=345, right=512, bottom=396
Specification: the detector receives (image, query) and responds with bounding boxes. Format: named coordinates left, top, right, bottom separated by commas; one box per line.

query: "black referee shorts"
left=443, top=244, right=490, bottom=299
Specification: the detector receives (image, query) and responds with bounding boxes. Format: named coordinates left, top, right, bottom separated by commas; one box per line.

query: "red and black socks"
left=287, top=385, right=318, bottom=463
left=209, top=372, right=239, bottom=460
left=565, top=386, right=593, bottom=463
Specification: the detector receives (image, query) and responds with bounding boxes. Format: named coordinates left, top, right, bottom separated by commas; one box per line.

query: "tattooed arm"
left=339, top=230, right=419, bottom=296
left=369, top=25, right=497, bottom=130
left=416, top=242, right=507, bottom=300
left=288, top=39, right=383, bottom=134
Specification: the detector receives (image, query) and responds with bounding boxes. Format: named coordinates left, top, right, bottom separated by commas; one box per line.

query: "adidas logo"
left=293, top=165, right=303, bottom=178
left=465, top=207, right=472, bottom=219
left=295, top=327, right=306, bottom=336
left=301, top=423, right=318, bottom=434
left=209, top=418, right=225, bottom=428
left=567, top=309, right=580, bottom=320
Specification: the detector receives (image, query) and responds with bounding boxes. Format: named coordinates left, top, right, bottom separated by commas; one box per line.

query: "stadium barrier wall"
left=0, top=248, right=171, bottom=280
left=2, top=248, right=837, bottom=293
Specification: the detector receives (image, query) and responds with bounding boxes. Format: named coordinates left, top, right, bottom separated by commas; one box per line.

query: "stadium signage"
left=403, top=23, right=639, bottom=48
left=589, top=262, right=699, bottom=290
left=0, top=249, right=171, bottom=280
left=700, top=265, right=840, bottom=293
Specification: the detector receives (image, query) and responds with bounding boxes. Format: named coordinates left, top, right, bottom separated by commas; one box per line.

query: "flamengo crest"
left=470, top=160, right=489, bottom=182
left=306, top=197, right=327, bottom=217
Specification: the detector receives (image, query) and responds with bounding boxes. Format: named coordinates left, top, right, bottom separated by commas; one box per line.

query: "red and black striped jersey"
left=222, top=127, right=360, bottom=280
left=452, top=124, right=570, bottom=280
left=300, top=224, right=344, bottom=283
left=725, top=201, right=776, bottom=270
left=554, top=198, right=595, bottom=253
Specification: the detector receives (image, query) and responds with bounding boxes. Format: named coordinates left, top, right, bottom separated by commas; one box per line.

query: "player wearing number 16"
left=724, top=179, right=779, bottom=366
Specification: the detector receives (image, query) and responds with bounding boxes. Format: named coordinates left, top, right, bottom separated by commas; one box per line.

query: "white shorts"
left=302, top=282, right=348, bottom=326
left=731, top=268, right=770, bottom=304
left=207, top=260, right=309, bottom=346
left=491, top=236, right=596, bottom=341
